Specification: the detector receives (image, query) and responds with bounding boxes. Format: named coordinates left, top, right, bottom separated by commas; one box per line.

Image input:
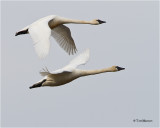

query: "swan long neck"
left=80, top=67, right=115, bottom=77
left=60, top=17, right=94, bottom=24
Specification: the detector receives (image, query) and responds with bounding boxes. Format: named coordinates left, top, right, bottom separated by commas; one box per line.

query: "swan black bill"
left=116, top=66, right=125, bottom=71
left=97, top=19, right=106, bottom=24
left=29, top=79, right=46, bottom=89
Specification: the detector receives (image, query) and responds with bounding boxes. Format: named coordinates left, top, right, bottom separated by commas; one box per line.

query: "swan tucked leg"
left=29, top=79, right=46, bottom=89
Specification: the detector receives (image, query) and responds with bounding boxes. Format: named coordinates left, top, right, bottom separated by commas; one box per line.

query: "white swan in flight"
left=15, top=15, right=106, bottom=58
left=29, top=49, right=125, bottom=89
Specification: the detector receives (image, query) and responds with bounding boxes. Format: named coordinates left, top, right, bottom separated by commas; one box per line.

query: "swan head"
left=111, top=66, right=125, bottom=72
left=91, top=19, right=106, bottom=25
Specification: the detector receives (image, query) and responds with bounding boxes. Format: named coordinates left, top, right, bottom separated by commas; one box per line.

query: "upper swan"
left=15, top=15, right=106, bottom=58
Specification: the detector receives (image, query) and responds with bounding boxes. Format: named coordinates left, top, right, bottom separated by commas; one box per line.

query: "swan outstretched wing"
left=54, top=49, right=90, bottom=74
left=40, top=67, right=70, bottom=76
left=28, top=16, right=54, bottom=58
left=51, top=25, right=77, bottom=55
left=66, top=48, right=90, bottom=68
left=39, top=49, right=90, bottom=76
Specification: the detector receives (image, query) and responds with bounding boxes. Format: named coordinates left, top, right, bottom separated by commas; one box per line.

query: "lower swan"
left=30, top=49, right=125, bottom=89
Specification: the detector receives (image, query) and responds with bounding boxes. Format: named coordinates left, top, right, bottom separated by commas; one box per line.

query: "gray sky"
left=1, top=1, right=159, bottom=127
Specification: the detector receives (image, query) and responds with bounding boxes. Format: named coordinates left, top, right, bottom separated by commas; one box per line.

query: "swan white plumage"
left=15, top=15, right=106, bottom=58
left=29, top=49, right=125, bottom=89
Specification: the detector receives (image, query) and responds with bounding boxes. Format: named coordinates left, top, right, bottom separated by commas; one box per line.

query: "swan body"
left=30, top=49, right=125, bottom=89
left=15, top=15, right=106, bottom=58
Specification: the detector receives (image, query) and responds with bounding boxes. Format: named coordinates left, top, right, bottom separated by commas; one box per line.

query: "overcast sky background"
left=1, top=1, right=159, bottom=127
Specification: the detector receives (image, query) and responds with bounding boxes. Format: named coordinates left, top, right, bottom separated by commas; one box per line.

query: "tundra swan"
left=29, top=49, right=125, bottom=89
left=15, top=15, right=106, bottom=58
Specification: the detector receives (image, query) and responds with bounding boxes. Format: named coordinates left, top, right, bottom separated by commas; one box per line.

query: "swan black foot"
left=29, top=79, right=46, bottom=89
left=15, top=29, right=28, bottom=36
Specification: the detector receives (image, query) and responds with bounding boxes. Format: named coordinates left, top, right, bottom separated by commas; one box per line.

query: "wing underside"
left=51, top=25, right=77, bottom=55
